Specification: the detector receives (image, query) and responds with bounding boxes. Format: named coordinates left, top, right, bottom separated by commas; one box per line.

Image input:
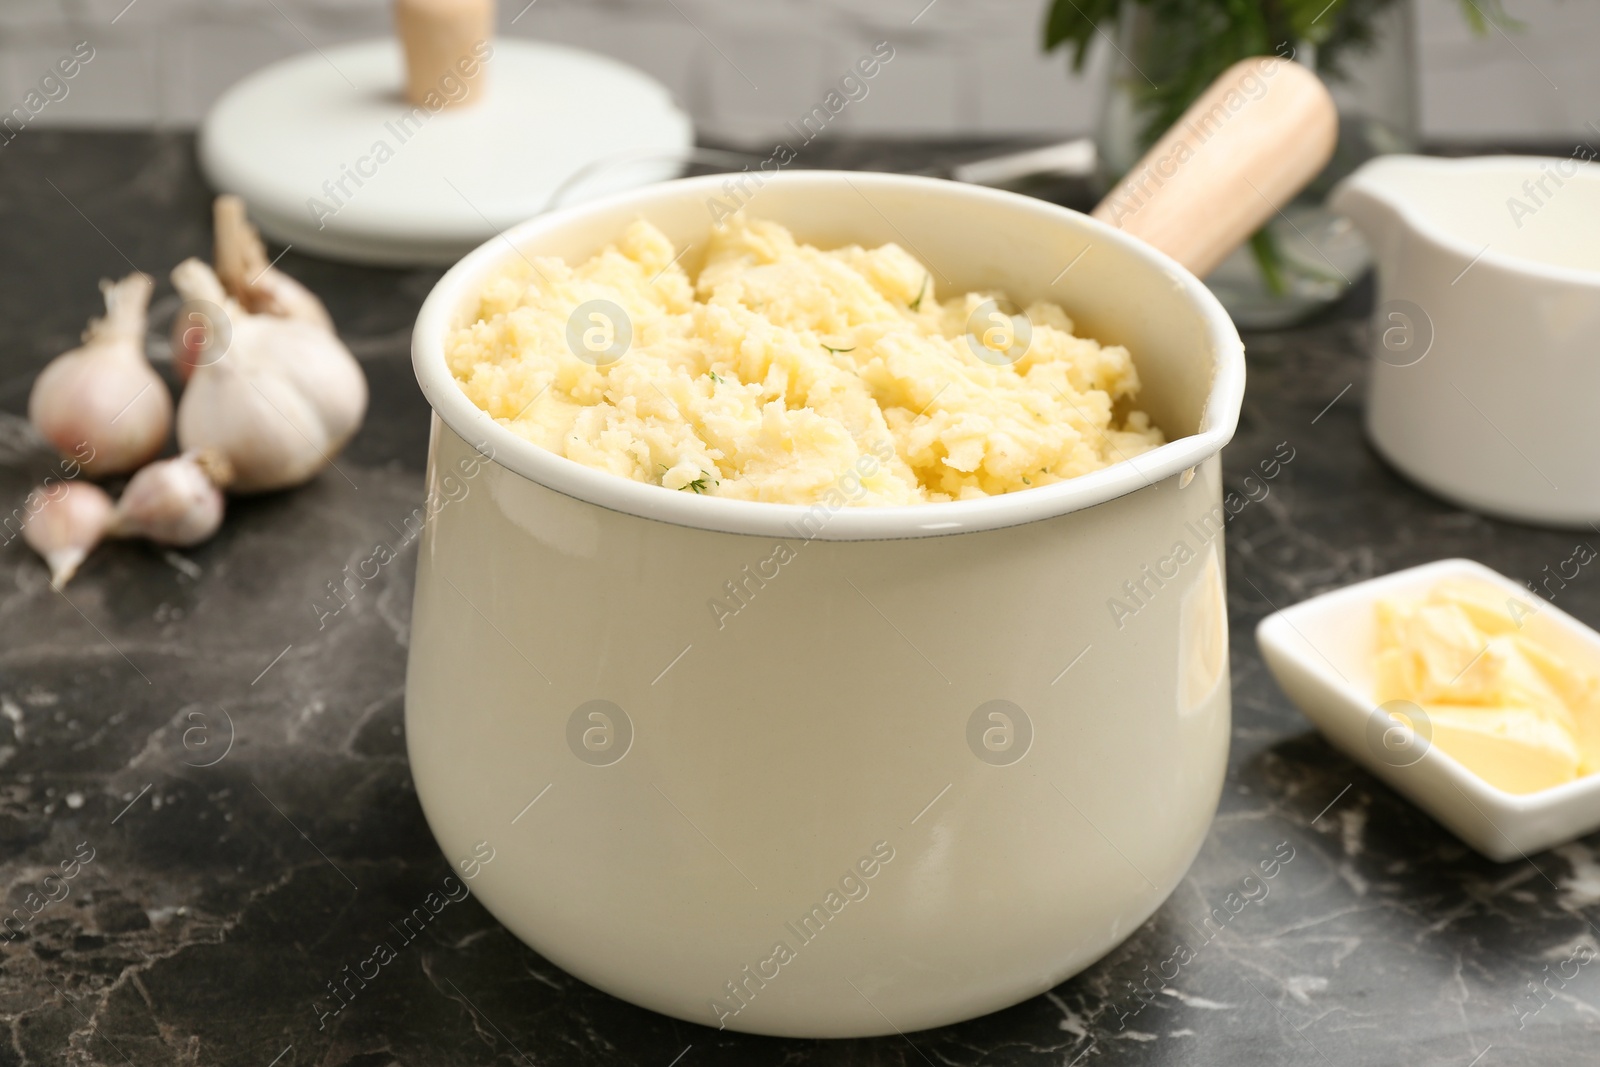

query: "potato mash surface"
left=446, top=217, right=1163, bottom=504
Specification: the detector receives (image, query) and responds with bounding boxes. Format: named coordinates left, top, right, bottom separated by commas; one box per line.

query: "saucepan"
left=404, top=59, right=1329, bottom=1037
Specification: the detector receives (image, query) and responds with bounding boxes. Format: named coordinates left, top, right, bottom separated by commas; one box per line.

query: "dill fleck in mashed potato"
left=445, top=216, right=1164, bottom=505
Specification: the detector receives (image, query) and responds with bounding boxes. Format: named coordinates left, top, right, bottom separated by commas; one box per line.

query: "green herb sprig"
left=682, top=471, right=717, bottom=494
left=909, top=274, right=930, bottom=312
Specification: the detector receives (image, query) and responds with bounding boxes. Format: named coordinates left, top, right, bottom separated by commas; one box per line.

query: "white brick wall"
left=2, top=0, right=1596, bottom=141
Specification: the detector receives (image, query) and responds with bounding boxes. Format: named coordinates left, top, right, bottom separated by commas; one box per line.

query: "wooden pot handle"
left=1091, top=56, right=1338, bottom=278
left=394, top=0, right=495, bottom=108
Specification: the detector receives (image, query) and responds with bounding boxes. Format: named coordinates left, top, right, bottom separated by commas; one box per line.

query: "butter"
left=1424, top=705, right=1580, bottom=794
left=1375, top=579, right=1600, bottom=794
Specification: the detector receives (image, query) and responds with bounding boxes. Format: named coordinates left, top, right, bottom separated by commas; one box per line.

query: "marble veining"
left=2, top=131, right=1599, bottom=1066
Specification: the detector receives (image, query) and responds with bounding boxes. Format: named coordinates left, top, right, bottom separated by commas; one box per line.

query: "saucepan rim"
left=411, top=170, right=1246, bottom=541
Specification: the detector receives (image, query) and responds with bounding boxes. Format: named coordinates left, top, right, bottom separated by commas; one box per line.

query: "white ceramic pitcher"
left=1331, top=154, right=1600, bottom=527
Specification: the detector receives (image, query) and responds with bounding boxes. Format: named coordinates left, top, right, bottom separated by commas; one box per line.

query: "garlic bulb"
left=111, top=450, right=233, bottom=546
left=21, top=481, right=114, bottom=589
left=212, top=195, right=334, bottom=332
left=170, top=209, right=366, bottom=494
left=29, top=273, right=172, bottom=477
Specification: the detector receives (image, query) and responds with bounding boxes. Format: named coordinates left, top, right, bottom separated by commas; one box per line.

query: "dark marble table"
left=2, top=131, right=1596, bottom=1067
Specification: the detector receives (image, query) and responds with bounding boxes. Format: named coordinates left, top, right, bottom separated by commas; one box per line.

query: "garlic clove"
left=21, top=480, right=115, bottom=589
left=111, top=449, right=233, bottom=547
left=171, top=259, right=368, bottom=494
left=21, top=450, right=235, bottom=586
left=169, top=258, right=231, bottom=382
left=29, top=273, right=173, bottom=478
left=213, top=195, right=333, bottom=330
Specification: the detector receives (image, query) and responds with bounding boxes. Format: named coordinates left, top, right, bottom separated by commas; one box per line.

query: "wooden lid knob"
left=394, top=0, right=495, bottom=109
left=1091, top=56, right=1338, bottom=278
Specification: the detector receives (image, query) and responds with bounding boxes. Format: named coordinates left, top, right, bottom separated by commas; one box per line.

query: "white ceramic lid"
left=199, top=38, right=693, bottom=265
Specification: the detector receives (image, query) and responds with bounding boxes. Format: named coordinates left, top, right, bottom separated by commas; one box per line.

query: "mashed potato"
left=445, top=216, right=1163, bottom=504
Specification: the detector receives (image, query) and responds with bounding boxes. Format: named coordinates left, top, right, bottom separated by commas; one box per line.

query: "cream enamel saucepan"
left=404, top=59, right=1333, bottom=1037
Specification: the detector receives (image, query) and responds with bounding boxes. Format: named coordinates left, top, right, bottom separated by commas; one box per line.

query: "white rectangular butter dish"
left=1257, top=558, right=1600, bottom=861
